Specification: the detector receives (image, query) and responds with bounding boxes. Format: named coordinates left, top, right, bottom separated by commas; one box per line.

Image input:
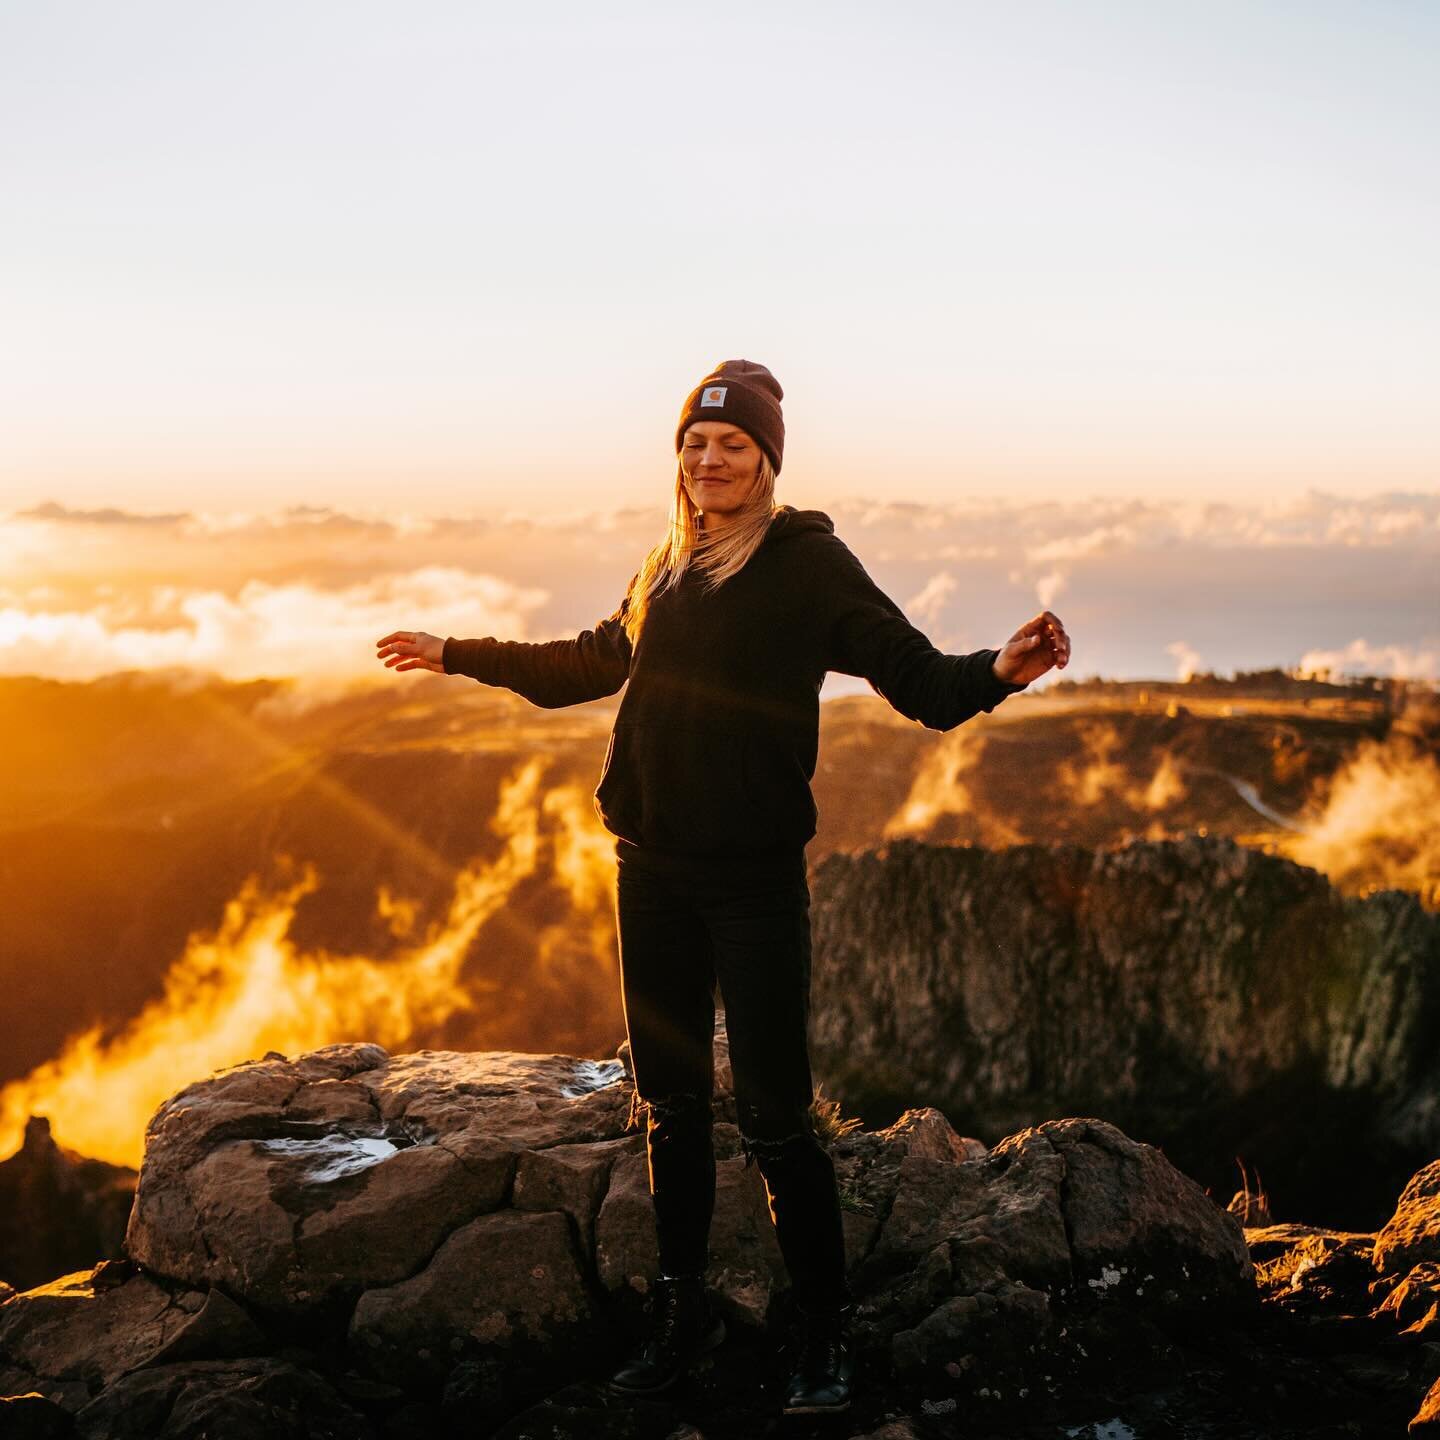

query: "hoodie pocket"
left=595, top=723, right=812, bottom=853
left=742, top=734, right=818, bottom=843
left=593, top=728, right=636, bottom=843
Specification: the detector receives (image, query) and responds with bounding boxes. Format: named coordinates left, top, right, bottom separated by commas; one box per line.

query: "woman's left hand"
left=993, top=611, right=1070, bottom=685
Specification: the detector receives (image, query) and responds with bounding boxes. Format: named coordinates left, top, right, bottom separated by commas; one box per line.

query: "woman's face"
left=680, top=422, right=763, bottom=527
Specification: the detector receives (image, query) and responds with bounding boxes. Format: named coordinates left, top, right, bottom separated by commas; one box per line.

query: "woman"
left=376, top=359, right=1069, bottom=1416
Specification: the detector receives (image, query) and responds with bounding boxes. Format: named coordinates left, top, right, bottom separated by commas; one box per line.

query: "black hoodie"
left=443, top=505, right=1027, bottom=856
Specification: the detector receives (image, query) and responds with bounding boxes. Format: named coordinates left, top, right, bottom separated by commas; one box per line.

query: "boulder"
left=1378, top=1160, right=1440, bottom=1277
left=125, top=1043, right=629, bottom=1312
left=1414, top=1374, right=1440, bottom=1434
left=0, top=1268, right=209, bottom=1394
left=0, top=1264, right=269, bottom=1428
left=349, top=1210, right=592, bottom=1384
left=71, top=1358, right=372, bottom=1440
left=1375, top=1263, right=1440, bottom=1339
left=855, top=1115, right=1251, bottom=1369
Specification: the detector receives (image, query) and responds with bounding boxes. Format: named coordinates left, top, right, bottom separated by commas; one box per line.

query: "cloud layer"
left=2, top=490, right=1435, bottom=692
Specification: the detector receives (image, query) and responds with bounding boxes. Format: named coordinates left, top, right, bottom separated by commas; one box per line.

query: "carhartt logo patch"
left=700, top=386, right=727, bottom=407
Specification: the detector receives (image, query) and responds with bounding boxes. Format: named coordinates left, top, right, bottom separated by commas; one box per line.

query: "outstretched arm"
left=820, top=539, right=1036, bottom=731
left=379, top=576, right=637, bottom=709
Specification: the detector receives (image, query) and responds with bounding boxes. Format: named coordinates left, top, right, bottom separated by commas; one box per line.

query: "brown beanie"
left=675, top=359, right=785, bottom=474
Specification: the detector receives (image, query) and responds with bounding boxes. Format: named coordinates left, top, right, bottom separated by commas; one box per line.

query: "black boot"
left=782, top=1302, right=855, bottom=1415
left=608, top=1272, right=727, bottom=1396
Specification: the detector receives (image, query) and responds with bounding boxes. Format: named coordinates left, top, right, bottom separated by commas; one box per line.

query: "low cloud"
left=903, top=572, right=956, bottom=628
left=2, top=488, right=1435, bottom=689
left=0, top=566, right=547, bottom=685
left=1296, top=638, right=1439, bottom=683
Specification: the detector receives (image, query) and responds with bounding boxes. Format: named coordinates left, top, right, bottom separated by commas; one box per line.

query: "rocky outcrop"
left=0, top=1038, right=1265, bottom=1437
left=0, top=1117, right=135, bottom=1292
left=808, top=834, right=1440, bottom=1224
left=1377, top=1160, right=1440, bottom=1276
left=1240, top=1159, right=1440, bottom=1437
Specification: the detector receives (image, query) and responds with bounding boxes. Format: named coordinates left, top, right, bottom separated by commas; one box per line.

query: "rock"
left=871, top=1128, right=1072, bottom=1292
left=847, top=1422, right=923, bottom=1440
left=878, top=1107, right=987, bottom=1163
left=125, top=1044, right=631, bottom=1311
left=0, top=1268, right=208, bottom=1392
left=1413, top=1373, right=1440, bottom=1434
left=0, top=1392, right=73, bottom=1439
left=0, top=1040, right=1297, bottom=1433
left=593, top=1152, right=657, bottom=1295
left=1043, top=1117, right=1253, bottom=1299
left=87, top=1259, right=134, bottom=1292
left=0, top=1117, right=136, bottom=1292
left=146, top=1288, right=270, bottom=1368
left=704, top=1156, right=788, bottom=1327
left=513, top=1135, right=643, bottom=1267
left=487, top=1381, right=679, bottom=1438
left=1374, top=1263, right=1440, bottom=1338
left=1378, top=1161, right=1440, bottom=1277
left=1244, top=1221, right=1374, bottom=1266
left=859, top=1116, right=1250, bottom=1367
left=892, top=1293, right=987, bottom=1373
left=70, top=1358, right=373, bottom=1440
left=349, top=1210, right=591, bottom=1385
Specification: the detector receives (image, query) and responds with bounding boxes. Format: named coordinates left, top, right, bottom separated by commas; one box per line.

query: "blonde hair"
left=623, top=451, right=779, bottom=648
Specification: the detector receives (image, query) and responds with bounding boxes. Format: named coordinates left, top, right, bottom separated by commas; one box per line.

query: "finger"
left=377, top=632, right=410, bottom=647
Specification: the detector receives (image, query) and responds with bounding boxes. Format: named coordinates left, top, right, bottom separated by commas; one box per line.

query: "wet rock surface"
left=0, top=1038, right=1436, bottom=1437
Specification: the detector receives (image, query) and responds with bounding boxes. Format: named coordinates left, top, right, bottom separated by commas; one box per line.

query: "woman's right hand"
left=376, top=630, right=446, bottom=674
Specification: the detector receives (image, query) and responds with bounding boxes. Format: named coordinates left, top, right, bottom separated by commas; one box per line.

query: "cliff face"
left=808, top=834, right=1440, bottom=1228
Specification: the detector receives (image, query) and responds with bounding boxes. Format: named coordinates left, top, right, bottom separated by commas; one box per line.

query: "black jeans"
left=613, top=838, right=852, bottom=1315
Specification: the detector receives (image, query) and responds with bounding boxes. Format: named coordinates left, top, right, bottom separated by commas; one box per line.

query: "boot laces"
left=798, top=1313, right=849, bottom=1378
left=653, top=1286, right=683, bottom=1349
left=647, top=1276, right=698, bottom=1358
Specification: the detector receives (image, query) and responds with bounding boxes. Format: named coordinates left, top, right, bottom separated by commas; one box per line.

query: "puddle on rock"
left=560, top=1058, right=626, bottom=1098
left=1064, top=1421, right=1138, bottom=1440
left=256, top=1134, right=402, bottom=1183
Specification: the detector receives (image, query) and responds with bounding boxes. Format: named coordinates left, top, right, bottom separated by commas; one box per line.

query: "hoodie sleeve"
left=442, top=576, right=635, bottom=708
left=819, top=539, right=1027, bottom=731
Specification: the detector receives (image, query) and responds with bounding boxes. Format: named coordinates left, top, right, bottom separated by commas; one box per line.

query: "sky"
left=2, top=0, right=1437, bottom=518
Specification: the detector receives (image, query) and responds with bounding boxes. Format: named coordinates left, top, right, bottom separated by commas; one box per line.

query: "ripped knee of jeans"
left=625, top=1087, right=711, bottom=1136
left=738, top=1127, right=822, bottom=1171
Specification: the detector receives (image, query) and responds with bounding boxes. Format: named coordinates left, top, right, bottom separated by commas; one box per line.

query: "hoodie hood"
left=765, top=504, right=835, bottom=543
